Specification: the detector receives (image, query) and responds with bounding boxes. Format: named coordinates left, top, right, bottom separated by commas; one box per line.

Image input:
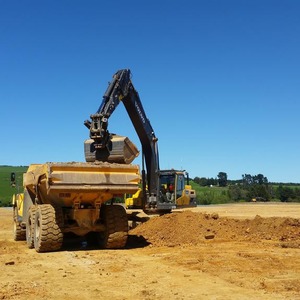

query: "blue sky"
left=1, top=0, right=299, bottom=183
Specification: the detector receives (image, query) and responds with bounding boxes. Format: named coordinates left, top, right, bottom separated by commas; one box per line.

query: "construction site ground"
left=0, top=202, right=300, bottom=300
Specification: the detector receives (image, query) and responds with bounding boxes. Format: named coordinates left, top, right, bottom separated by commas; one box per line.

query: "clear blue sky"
left=1, top=0, right=299, bottom=183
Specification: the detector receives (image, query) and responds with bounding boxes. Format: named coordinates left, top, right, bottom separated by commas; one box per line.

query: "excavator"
left=12, top=69, right=196, bottom=252
left=84, top=69, right=196, bottom=213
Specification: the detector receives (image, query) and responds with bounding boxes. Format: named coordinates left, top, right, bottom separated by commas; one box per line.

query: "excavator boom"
left=84, top=69, right=169, bottom=212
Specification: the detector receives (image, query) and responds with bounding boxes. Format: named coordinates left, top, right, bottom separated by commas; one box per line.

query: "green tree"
left=294, top=188, right=300, bottom=202
left=217, top=172, right=228, bottom=187
left=193, top=177, right=201, bottom=185
left=207, top=177, right=217, bottom=186
left=228, top=185, right=242, bottom=201
left=242, top=173, right=271, bottom=201
left=276, top=185, right=295, bottom=202
left=254, top=174, right=268, bottom=185
left=194, top=177, right=209, bottom=186
left=242, top=174, right=254, bottom=186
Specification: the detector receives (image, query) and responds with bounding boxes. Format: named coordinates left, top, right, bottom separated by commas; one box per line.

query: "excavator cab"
left=159, top=170, right=197, bottom=208
left=125, top=170, right=197, bottom=210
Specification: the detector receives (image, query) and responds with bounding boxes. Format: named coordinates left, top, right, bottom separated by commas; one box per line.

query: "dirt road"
left=1, top=203, right=300, bottom=299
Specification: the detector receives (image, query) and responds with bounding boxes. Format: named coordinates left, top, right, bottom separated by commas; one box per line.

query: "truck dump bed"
left=23, top=162, right=140, bottom=207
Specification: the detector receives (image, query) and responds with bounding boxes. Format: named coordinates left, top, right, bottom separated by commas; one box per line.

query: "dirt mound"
left=130, top=211, right=300, bottom=247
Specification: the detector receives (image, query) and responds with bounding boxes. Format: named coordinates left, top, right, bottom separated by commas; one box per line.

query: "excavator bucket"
left=84, top=135, right=139, bottom=164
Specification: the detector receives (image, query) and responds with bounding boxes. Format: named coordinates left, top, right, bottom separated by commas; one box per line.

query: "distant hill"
left=0, top=166, right=28, bottom=206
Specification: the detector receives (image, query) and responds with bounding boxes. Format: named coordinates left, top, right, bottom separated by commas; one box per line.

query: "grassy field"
left=190, top=182, right=230, bottom=205
left=0, top=166, right=28, bottom=206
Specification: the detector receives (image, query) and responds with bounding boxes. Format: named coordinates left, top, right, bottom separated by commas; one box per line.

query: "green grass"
left=0, top=166, right=28, bottom=206
left=272, top=184, right=300, bottom=189
left=190, top=181, right=231, bottom=205
left=190, top=181, right=300, bottom=205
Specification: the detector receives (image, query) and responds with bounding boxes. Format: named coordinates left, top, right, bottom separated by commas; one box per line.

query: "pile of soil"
left=130, top=210, right=300, bottom=247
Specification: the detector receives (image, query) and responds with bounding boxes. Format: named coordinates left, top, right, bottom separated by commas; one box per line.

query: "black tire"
left=99, top=205, right=128, bottom=249
left=13, top=207, right=26, bottom=241
left=34, top=204, right=63, bottom=252
left=26, top=206, right=36, bottom=248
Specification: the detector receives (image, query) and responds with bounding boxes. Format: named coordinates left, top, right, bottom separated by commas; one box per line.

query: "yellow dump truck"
left=13, top=161, right=140, bottom=252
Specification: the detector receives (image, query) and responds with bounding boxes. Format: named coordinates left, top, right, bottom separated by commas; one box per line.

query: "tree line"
left=193, top=172, right=300, bottom=203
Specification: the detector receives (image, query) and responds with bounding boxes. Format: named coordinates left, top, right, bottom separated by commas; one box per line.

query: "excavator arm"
left=84, top=69, right=160, bottom=209
left=84, top=69, right=130, bottom=148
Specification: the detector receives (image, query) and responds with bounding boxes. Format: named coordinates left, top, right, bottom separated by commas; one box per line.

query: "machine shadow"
left=125, top=234, right=150, bottom=249
left=60, top=232, right=150, bottom=252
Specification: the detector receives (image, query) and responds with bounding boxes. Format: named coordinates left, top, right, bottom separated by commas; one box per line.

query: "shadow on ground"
left=60, top=232, right=149, bottom=251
